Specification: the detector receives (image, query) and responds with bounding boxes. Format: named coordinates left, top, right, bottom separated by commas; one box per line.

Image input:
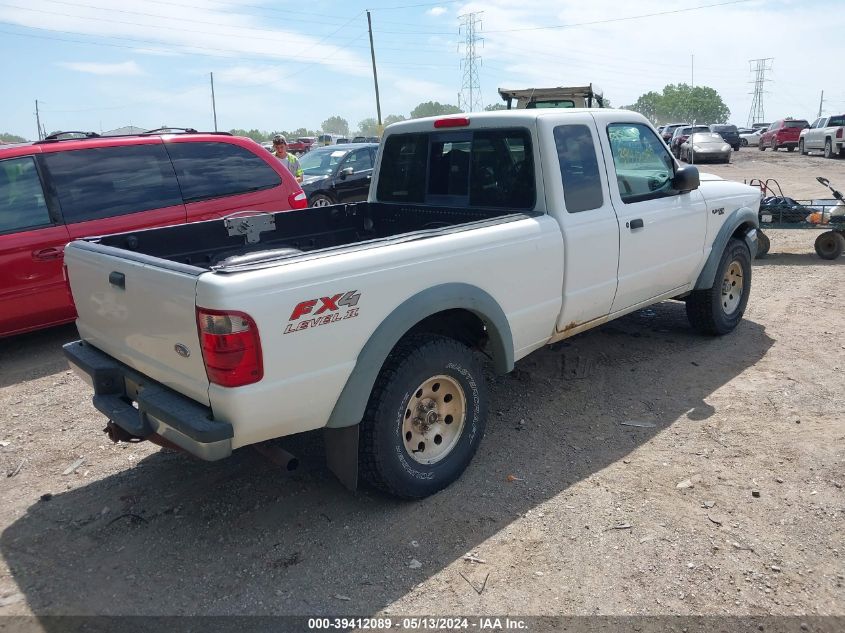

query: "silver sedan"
left=680, top=132, right=732, bottom=163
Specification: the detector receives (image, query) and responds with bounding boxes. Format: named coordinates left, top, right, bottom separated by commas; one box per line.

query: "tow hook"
left=103, top=421, right=144, bottom=443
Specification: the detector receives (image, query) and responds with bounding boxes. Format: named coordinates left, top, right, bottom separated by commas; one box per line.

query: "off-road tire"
left=686, top=238, right=752, bottom=335
left=814, top=231, right=844, bottom=260
left=359, top=334, right=487, bottom=499
left=755, top=230, right=770, bottom=258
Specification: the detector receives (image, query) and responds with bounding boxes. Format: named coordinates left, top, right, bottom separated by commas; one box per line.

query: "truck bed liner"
left=87, top=202, right=528, bottom=271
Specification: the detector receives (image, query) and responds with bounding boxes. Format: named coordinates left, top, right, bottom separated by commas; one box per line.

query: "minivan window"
left=166, top=141, right=281, bottom=202
left=377, top=129, right=535, bottom=209
left=0, top=156, right=52, bottom=233
left=554, top=124, right=603, bottom=213
left=41, top=144, right=182, bottom=223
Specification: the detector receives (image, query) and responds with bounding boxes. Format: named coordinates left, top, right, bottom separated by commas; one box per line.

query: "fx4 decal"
left=284, top=290, right=361, bottom=334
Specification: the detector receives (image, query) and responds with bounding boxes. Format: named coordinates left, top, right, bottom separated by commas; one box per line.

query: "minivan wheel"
left=359, top=334, right=487, bottom=499
left=686, top=238, right=752, bottom=335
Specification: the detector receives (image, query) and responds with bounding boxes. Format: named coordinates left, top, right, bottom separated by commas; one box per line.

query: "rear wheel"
left=824, top=139, right=834, bottom=159
left=814, top=231, right=844, bottom=260
left=755, top=230, right=770, bottom=258
left=686, top=238, right=752, bottom=335
left=772, top=139, right=778, bottom=151
left=359, top=334, right=487, bottom=499
left=787, top=146, right=794, bottom=152
left=310, top=193, right=334, bottom=207
left=759, top=141, right=765, bottom=151
left=741, top=138, right=748, bottom=147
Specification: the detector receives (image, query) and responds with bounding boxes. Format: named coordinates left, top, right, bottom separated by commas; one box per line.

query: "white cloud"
left=58, top=60, right=145, bottom=76
left=427, top=6, right=448, bottom=17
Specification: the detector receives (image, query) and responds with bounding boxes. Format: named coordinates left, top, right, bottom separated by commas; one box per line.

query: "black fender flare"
left=694, top=206, right=758, bottom=290
left=326, top=283, right=514, bottom=429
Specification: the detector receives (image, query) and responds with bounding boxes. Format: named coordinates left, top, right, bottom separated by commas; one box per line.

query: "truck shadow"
left=0, top=324, right=79, bottom=388
left=1, top=301, right=773, bottom=619
left=754, top=252, right=843, bottom=266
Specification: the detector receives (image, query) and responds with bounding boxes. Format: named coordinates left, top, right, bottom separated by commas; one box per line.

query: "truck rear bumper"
left=63, top=340, right=233, bottom=461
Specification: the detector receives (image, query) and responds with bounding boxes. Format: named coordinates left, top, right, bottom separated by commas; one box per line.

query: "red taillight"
left=434, top=117, right=470, bottom=128
left=288, top=190, right=308, bottom=210
left=837, top=128, right=843, bottom=139
left=196, top=308, right=263, bottom=388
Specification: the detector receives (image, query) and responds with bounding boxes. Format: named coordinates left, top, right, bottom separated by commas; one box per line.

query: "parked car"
left=680, top=132, right=732, bottom=163
left=661, top=122, right=689, bottom=145
left=751, top=122, right=771, bottom=131
left=287, top=137, right=317, bottom=156
left=738, top=128, right=762, bottom=147
left=298, top=143, right=378, bottom=207
left=62, top=109, right=759, bottom=498
left=709, top=124, right=741, bottom=151
left=759, top=118, right=810, bottom=152
left=351, top=136, right=367, bottom=143
left=670, top=125, right=710, bottom=157
left=0, top=129, right=307, bottom=338
left=799, top=114, right=845, bottom=158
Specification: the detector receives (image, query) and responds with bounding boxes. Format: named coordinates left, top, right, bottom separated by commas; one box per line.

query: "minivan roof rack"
left=41, top=131, right=101, bottom=142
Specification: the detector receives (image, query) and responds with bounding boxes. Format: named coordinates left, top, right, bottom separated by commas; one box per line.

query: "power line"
left=747, top=57, right=773, bottom=127
left=458, top=12, right=483, bottom=113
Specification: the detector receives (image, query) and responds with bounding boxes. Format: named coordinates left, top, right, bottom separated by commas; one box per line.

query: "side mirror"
left=673, top=164, right=700, bottom=193
left=339, top=167, right=354, bottom=179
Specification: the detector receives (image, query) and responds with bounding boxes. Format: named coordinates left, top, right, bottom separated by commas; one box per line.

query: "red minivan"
left=759, top=118, right=810, bottom=152
left=0, top=130, right=308, bottom=338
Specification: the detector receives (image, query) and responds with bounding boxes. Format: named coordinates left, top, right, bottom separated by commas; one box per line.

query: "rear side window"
left=829, top=116, right=845, bottom=127
left=42, top=144, right=182, bottom=223
left=166, top=141, right=281, bottom=202
left=378, top=129, right=535, bottom=209
left=0, top=156, right=52, bottom=233
left=554, top=124, right=603, bottom=213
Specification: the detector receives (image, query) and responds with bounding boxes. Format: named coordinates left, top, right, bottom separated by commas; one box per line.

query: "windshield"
left=299, top=148, right=349, bottom=176
left=692, top=133, right=724, bottom=143
left=784, top=120, right=809, bottom=128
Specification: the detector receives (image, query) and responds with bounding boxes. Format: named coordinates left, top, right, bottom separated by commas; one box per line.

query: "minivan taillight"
left=288, top=191, right=308, bottom=209
left=196, top=308, right=263, bottom=387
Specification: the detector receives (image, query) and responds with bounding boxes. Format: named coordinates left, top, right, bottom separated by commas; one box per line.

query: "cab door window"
left=606, top=123, right=675, bottom=204
left=0, top=156, right=52, bottom=233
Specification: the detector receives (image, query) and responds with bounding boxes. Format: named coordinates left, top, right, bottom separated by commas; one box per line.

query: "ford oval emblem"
left=174, top=343, right=191, bottom=358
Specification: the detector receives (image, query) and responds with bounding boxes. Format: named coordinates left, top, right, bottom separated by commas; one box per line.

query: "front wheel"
left=359, top=334, right=488, bottom=499
left=686, top=238, right=752, bottom=335
left=814, top=231, right=844, bottom=260
left=741, top=138, right=748, bottom=147
left=799, top=139, right=806, bottom=155
left=759, top=142, right=765, bottom=151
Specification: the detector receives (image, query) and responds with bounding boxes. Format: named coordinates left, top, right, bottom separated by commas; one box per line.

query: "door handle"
left=628, top=218, right=644, bottom=230
left=32, top=247, right=63, bottom=261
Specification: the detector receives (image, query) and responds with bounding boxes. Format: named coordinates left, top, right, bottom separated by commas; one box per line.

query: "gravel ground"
left=0, top=149, right=843, bottom=623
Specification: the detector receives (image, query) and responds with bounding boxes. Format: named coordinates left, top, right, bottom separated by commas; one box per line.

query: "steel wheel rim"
left=312, top=197, right=330, bottom=207
left=402, top=374, right=466, bottom=465
left=721, top=261, right=744, bottom=315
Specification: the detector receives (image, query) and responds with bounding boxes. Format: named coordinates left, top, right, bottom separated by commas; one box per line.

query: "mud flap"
left=324, top=424, right=359, bottom=491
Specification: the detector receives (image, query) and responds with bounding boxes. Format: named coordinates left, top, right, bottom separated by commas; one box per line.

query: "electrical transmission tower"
left=747, top=58, right=773, bottom=127
left=458, top=12, right=483, bottom=113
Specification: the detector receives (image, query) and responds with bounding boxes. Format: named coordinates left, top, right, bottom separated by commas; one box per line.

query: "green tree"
left=0, top=132, right=27, bottom=143
left=410, top=101, right=462, bottom=119
left=321, top=116, right=349, bottom=136
left=383, top=114, right=406, bottom=127
left=357, top=117, right=380, bottom=137
left=627, top=84, right=730, bottom=125
left=484, top=103, right=507, bottom=111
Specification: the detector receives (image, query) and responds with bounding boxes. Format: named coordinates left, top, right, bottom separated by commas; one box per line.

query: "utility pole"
left=817, top=90, right=824, bottom=118
left=691, top=54, right=694, bottom=88
left=210, top=72, right=218, bottom=132
left=366, top=11, right=382, bottom=127
left=747, top=57, right=773, bottom=127
left=458, top=12, right=483, bottom=112
left=35, top=99, right=43, bottom=140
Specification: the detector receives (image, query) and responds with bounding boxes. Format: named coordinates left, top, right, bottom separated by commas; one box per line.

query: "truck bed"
left=85, top=202, right=530, bottom=272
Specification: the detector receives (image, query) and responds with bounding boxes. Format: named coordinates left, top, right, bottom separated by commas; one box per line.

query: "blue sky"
left=2, top=0, right=842, bottom=139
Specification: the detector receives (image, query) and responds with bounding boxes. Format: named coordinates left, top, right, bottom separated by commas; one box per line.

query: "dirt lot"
left=0, top=149, right=843, bottom=625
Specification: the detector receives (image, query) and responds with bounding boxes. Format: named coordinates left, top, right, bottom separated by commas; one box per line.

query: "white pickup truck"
left=63, top=110, right=759, bottom=499
left=799, top=114, right=845, bottom=158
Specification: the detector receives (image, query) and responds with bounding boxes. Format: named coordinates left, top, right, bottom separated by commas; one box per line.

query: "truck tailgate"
left=65, top=242, right=210, bottom=406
